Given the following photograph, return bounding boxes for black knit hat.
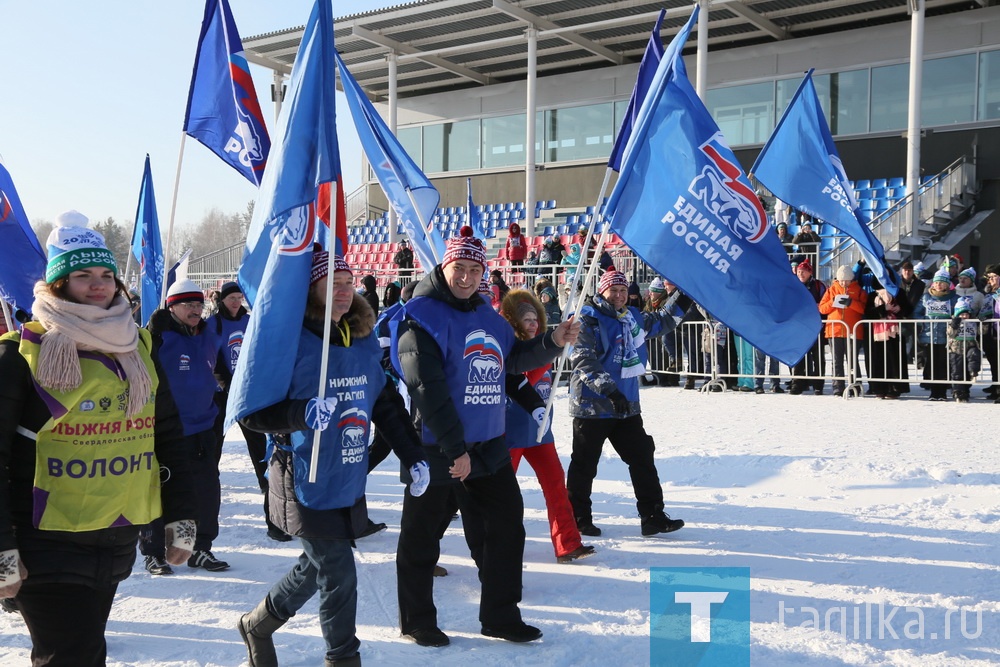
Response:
[220,281,242,300]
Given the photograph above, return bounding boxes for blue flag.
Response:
[130,155,164,326]
[467,177,486,238]
[227,0,341,429]
[0,160,46,316]
[604,6,820,367]
[751,70,898,295]
[184,0,271,186]
[334,50,445,270]
[608,9,665,172]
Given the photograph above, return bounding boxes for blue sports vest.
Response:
[209,313,249,376]
[284,327,386,509]
[157,328,220,435]
[505,367,553,449]
[392,296,514,444]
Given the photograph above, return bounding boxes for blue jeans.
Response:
[268,537,360,661]
[753,348,779,389]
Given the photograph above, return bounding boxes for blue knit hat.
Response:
[958,267,976,282]
[932,268,951,284]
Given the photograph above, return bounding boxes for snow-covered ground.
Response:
[3,383,999,666]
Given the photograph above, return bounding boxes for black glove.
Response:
[608,390,630,414]
[841,296,851,308]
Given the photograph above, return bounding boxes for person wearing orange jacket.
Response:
[819,265,868,396]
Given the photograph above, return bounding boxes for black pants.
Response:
[792,338,825,389]
[396,465,525,633]
[141,428,220,554]
[16,581,117,667]
[567,415,664,522]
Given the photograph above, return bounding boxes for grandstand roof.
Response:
[243,0,984,101]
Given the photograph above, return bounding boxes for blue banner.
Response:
[227,0,341,429]
[0,160,46,316]
[130,155,164,325]
[184,0,270,186]
[608,9,665,172]
[751,70,898,295]
[604,6,820,367]
[334,50,445,270]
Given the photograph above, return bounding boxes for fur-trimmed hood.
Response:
[499,288,546,340]
[305,291,376,340]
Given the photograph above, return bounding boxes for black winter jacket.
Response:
[0,327,195,589]
[394,267,564,485]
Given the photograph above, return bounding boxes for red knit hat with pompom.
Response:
[442,226,486,269]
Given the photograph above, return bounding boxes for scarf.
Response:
[598,296,646,378]
[31,282,152,417]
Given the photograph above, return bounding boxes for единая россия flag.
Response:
[227,0,343,431]
[751,69,899,296]
[604,5,820,367]
[130,155,165,326]
[184,0,270,186]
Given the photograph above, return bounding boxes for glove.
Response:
[408,460,430,497]
[833,294,851,308]
[305,396,339,431]
[531,407,549,430]
[164,519,196,565]
[0,549,26,597]
[608,390,630,415]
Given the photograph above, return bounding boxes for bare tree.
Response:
[91,217,131,270]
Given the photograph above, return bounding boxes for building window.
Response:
[423,120,479,173]
[921,54,977,125]
[706,81,774,145]
[544,103,614,162]
[980,49,1000,120]
[482,113,526,169]
[870,63,909,132]
[398,127,421,170]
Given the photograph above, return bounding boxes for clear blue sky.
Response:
[1,1,386,238]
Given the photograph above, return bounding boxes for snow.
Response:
[3,385,999,666]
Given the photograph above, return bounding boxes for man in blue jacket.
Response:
[567,269,686,538]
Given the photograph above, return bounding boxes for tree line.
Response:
[31,201,254,283]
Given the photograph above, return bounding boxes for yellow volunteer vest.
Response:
[15,322,162,531]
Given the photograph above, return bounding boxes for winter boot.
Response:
[238,597,287,667]
[641,512,685,536]
[325,652,362,666]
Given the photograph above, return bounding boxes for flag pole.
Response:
[1,299,13,333]
[536,166,614,440]
[161,132,188,306]
[309,223,335,484]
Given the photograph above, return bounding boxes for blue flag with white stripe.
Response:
[751,69,898,295]
[604,5,820,367]
[608,9,664,172]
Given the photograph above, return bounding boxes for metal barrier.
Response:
[640,318,999,400]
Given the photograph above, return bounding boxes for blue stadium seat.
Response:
[871,178,888,189]
[858,199,877,211]
[888,176,904,188]
[855,179,871,190]
[514,201,525,211]
[542,225,554,236]
[872,188,889,201]
[856,188,873,200]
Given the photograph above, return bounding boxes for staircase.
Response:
[825,156,987,278]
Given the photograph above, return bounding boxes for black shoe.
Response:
[576,518,601,537]
[266,526,293,542]
[814,388,824,395]
[482,623,543,643]
[683,378,696,390]
[788,384,803,395]
[0,597,19,614]
[754,387,765,394]
[641,512,685,536]
[358,519,387,539]
[770,385,785,394]
[144,555,173,575]
[188,550,230,572]
[433,564,448,577]
[557,545,596,564]
[405,627,450,647]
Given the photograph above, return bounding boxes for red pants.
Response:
[510,443,582,558]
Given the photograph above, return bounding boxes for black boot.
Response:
[325,653,362,666]
[238,597,287,667]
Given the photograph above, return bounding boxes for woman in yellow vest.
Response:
[0,213,196,667]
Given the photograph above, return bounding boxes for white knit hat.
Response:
[166,279,204,307]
